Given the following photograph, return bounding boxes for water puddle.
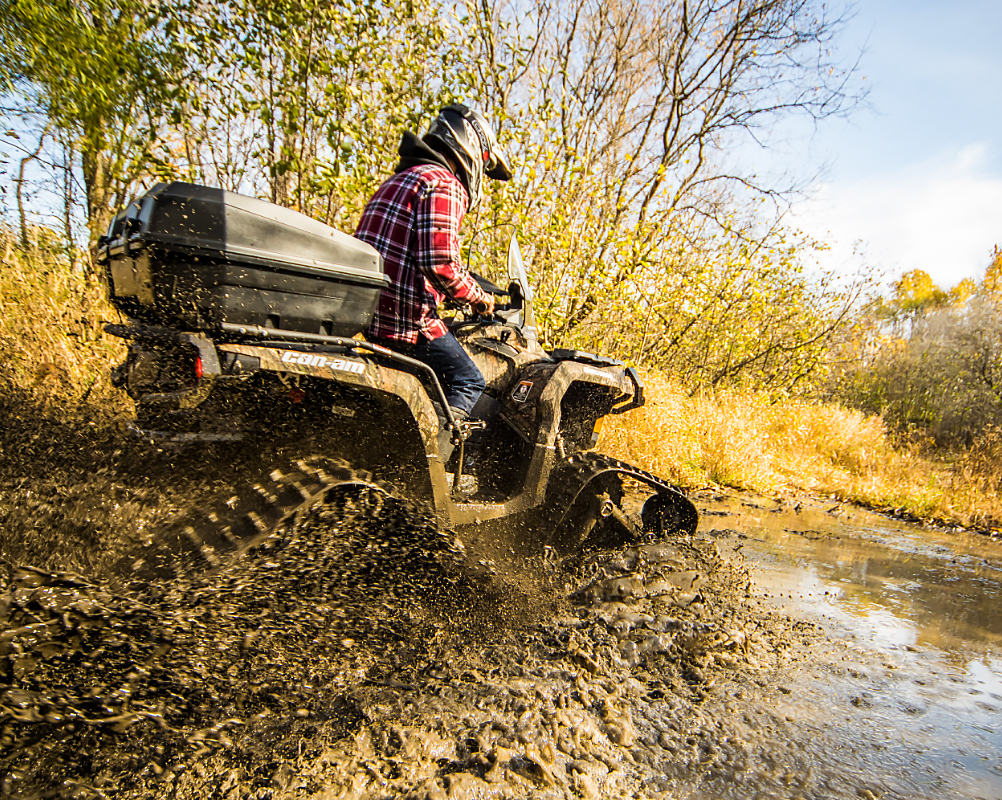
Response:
[703,495,1002,799]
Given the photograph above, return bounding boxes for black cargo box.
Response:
[98,182,388,337]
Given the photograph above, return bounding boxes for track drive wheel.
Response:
[550,474,640,553]
[641,491,700,537]
[545,452,699,555]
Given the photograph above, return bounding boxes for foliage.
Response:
[155,0,475,229]
[0,223,127,415]
[985,246,1002,297]
[0,0,183,243]
[832,253,1002,449]
[462,0,863,391]
[601,371,1002,530]
[3,0,865,393]
[5,213,998,528]
[892,269,948,315]
[537,229,862,393]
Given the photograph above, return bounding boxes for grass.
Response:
[0,226,128,420]
[599,371,1002,532]
[3,227,1000,532]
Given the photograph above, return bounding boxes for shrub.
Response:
[834,295,1002,448]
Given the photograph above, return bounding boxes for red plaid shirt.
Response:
[355,164,490,343]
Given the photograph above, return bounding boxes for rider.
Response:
[355,104,512,427]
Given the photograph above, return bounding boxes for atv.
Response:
[98,182,697,577]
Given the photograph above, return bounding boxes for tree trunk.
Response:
[17,128,50,248]
[80,142,112,269]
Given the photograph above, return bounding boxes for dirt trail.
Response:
[1,405,857,800]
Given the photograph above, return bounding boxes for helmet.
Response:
[424,103,512,210]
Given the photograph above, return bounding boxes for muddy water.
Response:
[4,417,1002,800]
[702,495,1002,800]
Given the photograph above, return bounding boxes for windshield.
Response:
[506,235,537,342]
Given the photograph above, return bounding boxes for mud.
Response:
[2,401,998,799]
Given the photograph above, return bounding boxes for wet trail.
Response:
[703,496,1002,799]
[2,415,1001,799]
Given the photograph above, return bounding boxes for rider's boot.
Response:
[438,406,469,466]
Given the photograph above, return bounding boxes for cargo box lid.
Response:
[101,182,387,288]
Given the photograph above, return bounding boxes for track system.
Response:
[0,471,475,796]
[113,457,390,582]
[545,452,699,551]
[110,451,695,585]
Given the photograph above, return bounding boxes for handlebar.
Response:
[467,275,523,317]
[470,303,513,318]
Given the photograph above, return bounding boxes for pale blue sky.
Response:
[789,0,1002,289]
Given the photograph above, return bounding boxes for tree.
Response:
[983,245,1002,298]
[948,277,977,307]
[892,269,948,316]
[160,0,474,228]
[450,0,863,390]
[832,256,1002,446]
[0,0,183,247]
[3,0,870,394]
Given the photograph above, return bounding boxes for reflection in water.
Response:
[707,498,1002,653]
[701,495,1002,799]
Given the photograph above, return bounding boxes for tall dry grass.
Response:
[599,371,1002,531]
[0,226,127,418]
[3,226,999,530]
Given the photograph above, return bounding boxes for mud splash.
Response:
[1,459,813,799]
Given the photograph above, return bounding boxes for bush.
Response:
[599,371,1002,528]
[834,294,1002,448]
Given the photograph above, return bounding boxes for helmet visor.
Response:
[485,152,513,181]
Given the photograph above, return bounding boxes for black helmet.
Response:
[424,103,512,210]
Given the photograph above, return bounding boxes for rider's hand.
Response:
[473,294,495,316]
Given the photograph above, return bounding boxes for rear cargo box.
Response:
[98,182,388,336]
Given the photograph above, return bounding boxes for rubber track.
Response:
[547,451,698,538]
[113,457,387,581]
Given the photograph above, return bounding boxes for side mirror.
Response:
[506,281,524,310]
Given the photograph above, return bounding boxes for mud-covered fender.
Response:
[495,360,636,506]
[220,344,438,447]
[218,343,454,511]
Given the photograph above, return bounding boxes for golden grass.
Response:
[599,371,1002,531]
[0,227,128,418]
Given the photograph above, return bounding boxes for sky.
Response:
[785,0,1002,291]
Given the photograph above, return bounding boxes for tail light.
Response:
[180,350,203,387]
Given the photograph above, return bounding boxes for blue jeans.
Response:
[374,332,485,416]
